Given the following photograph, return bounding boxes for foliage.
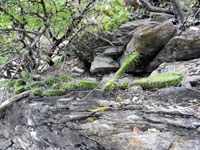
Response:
[21,71,32,83]
[59,73,74,81]
[78,79,99,89]
[119,81,128,89]
[15,79,26,88]
[32,88,43,96]
[61,82,77,92]
[44,76,60,85]
[42,89,65,96]
[105,79,117,91]
[14,86,26,94]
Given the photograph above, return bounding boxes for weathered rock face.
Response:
[0,87,200,150]
[90,55,119,73]
[120,20,177,72]
[150,12,174,22]
[148,28,200,72]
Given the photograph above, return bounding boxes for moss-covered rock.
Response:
[119,82,128,90]
[15,79,26,88]
[44,76,60,85]
[105,79,117,91]
[59,73,74,81]
[130,72,183,88]
[7,80,16,93]
[25,81,44,90]
[61,82,77,92]
[32,88,43,96]
[42,89,65,96]
[78,80,99,89]
[14,86,26,94]
[115,51,139,78]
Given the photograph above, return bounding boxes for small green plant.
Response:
[15,79,26,88]
[52,83,60,89]
[105,79,117,91]
[119,81,128,89]
[14,86,26,94]
[78,80,99,89]
[7,80,16,93]
[115,51,139,78]
[21,71,32,83]
[42,89,65,96]
[59,73,74,81]
[24,81,44,90]
[61,82,77,92]
[44,76,60,85]
[32,88,43,96]
[130,72,183,88]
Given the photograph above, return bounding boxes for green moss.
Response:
[7,80,16,93]
[44,76,60,85]
[105,79,117,91]
[119,82,128,90]
[59,73,74,81]
[42,89,65,96]
[52,83,60,89]
[32,88,43,96]
[130,72,183,88]
[115,52,139,78]
[61,82,77,92]
[15,79,26,88]
[14,86,26,94]
[78,80,99,89]
[24,81,44,90]
[21,71,31,83]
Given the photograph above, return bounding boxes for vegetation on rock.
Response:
[42,89,65,96]
[14,86,26,95]
[119,81,128,89]
[59,73,74,81]
[15,79,26,88]
[61,82,78,92]
[32,88,43,96]
[78,80,99,89]
[44,76,60,85]
[105,79,117,91]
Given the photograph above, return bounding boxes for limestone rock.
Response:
[90,55,119,73]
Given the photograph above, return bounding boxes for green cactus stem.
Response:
[115,51,139,78]
[59,73,74,81]
[42,89,65,96]
[119,81,128,90]
[130,72,183,88]
[14,86,26,94]
[78,80,99,89]
[32,88,43,96]
[21,71,32,83]
[105,79,117,91]
[7,80,16,93]
[61,82,78,92]
[15,79,26,88]
[44,76,60,85]
[52,83,60,89]
[25,81,44,90]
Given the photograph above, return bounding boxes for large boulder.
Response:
[121,20,177,72]
[148,27,200,72]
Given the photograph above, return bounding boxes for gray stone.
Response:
[0,138,12,150]
[103,46,124,57]
[121,20,177,72]
[148,30,200,72]
[90,55,119,73]
[71,67,84,74]
[128,86,143,94]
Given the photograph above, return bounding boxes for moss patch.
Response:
[130,72,183,88]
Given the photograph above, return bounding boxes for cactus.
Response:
[61,82,77,92]
[78,80,99,89]
[119,81,128,90]
[52,83,60,89]
[105,79,117,91]
[44,76,60,85]
[59,73,74,81]
[7,80,16,93]
[24,81,44,90]
[32,88,43,96]
[115,51,139,78]
[42,89,65,96]
[130,72,183,88]
[15,79,26,88]
[14,86,26,94]
[21,71,32,83]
